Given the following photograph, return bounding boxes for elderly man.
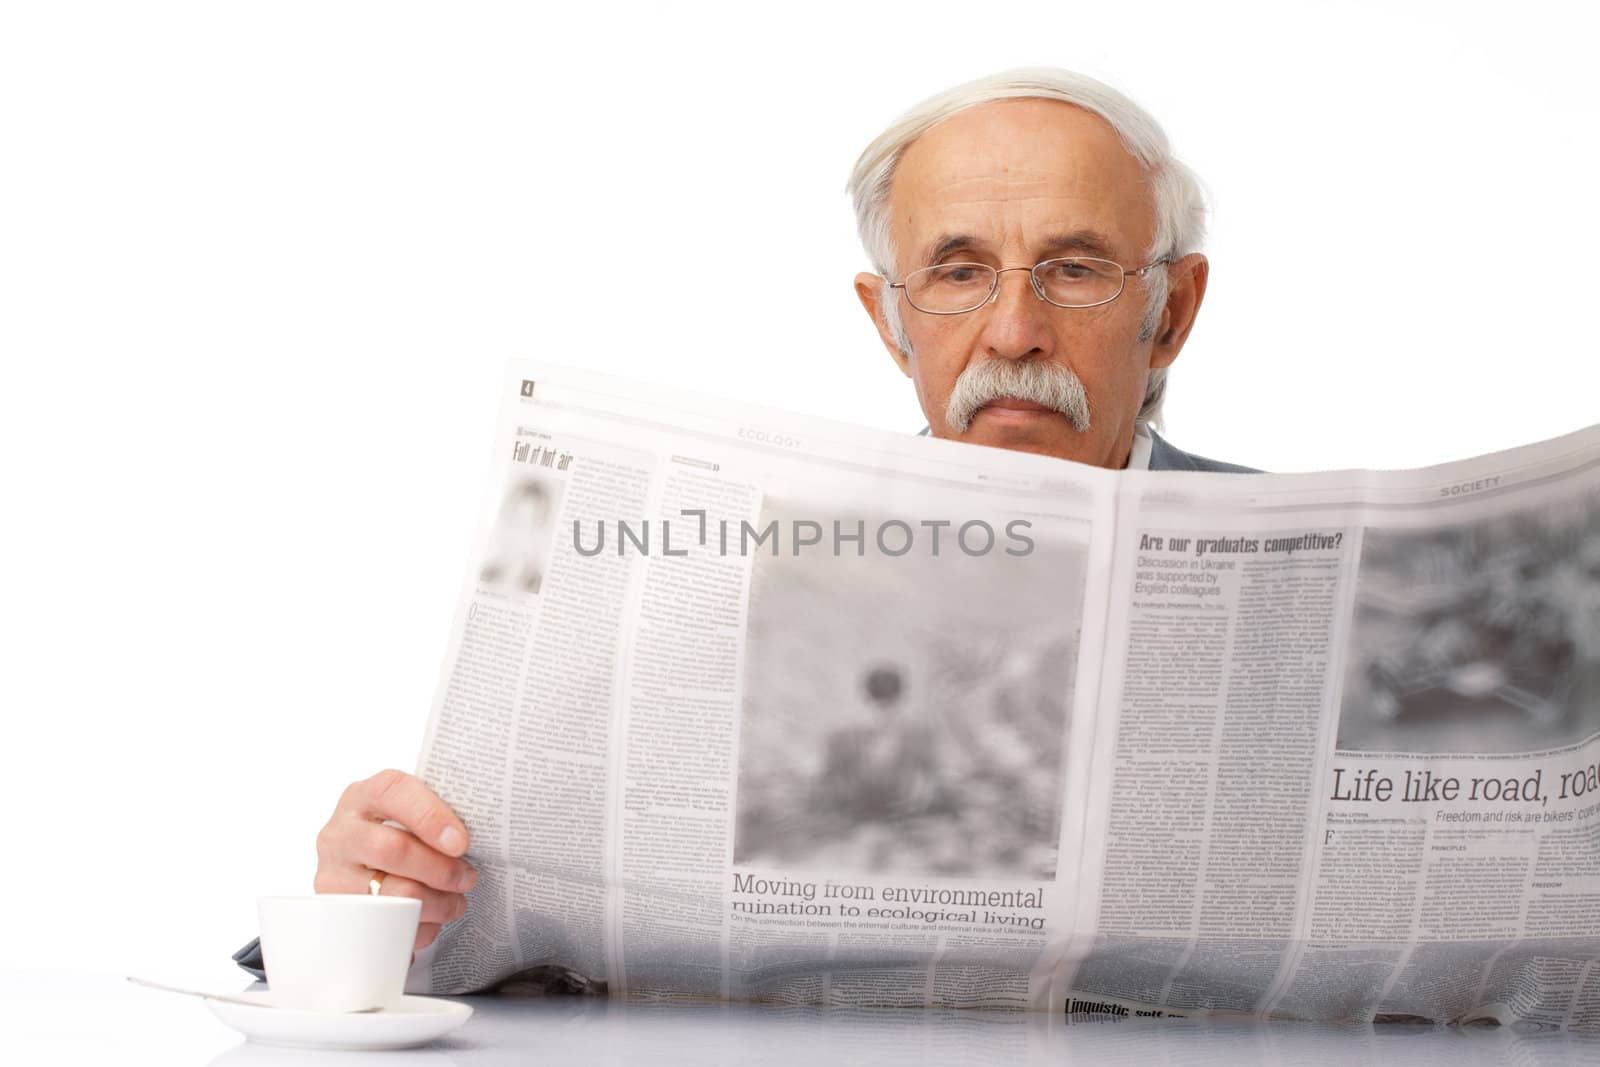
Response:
[235,68,1253,976]
[851,69,1253,474]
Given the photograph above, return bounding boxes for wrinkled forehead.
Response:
[886,99,1156,270]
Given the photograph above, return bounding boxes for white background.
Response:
[2,0,1596,983]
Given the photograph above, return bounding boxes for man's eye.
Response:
[930,265,987,285]
[1043,262,1094,282]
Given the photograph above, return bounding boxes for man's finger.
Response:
[313,866,468,925]
[374,874,468,925]
[349,821,478,893]
[352,769,470,857]
[416,922,442,950]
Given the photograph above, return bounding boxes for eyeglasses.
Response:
[889,257,1169,315]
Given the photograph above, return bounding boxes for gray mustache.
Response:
[945,360,1091,434]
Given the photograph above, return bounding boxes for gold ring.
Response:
[368,870,387,896]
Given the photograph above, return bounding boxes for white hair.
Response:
[847,68,1208,427]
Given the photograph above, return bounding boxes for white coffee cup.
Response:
[257,894,422,1012]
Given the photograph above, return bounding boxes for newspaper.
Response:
[408,361,1600,1026]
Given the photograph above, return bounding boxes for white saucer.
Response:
[206,990,472,1050]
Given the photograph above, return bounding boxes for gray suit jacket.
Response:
[234,938,266,980]
[1145,428,1259,473]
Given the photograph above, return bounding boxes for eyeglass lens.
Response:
[903,258,1126,313]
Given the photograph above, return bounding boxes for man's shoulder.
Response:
[1146,429,1261,474]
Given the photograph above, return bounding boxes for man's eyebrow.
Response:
[925,234,984,262]
[1041,230,1119,259]
[921,230,1121,264]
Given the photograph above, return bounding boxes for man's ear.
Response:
[1149,253,1209,370]
[855,272,913,377]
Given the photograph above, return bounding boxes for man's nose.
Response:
[978,267,1054,361]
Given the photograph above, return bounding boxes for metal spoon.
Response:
[126,975,382,1013]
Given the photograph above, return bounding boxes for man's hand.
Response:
[314,769,477,950]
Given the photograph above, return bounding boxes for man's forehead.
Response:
[887,98,1154,263]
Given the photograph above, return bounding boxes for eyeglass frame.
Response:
[887,256,1171,314]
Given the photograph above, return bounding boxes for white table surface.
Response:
[12,970,1600,1066]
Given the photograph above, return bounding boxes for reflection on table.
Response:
[217,990,1600,1067]
[13,972,1600,1067]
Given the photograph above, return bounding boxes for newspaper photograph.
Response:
[409,361,1600,1027]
